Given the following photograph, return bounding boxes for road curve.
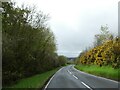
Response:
[44,65,119,90]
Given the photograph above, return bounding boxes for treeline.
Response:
[75,25,120,69]
[2,2,66,86]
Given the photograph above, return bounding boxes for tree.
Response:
[58,55,67,66]
[2,2,58,86]
[94,25,113,46]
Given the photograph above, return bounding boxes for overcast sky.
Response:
[15,0,119,57]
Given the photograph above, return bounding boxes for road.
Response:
[45,65,119,90]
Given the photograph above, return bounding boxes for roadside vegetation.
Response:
[75,65,120,81]
[2,1,67,87]
[75,25,120,81]
[3,67,60,89]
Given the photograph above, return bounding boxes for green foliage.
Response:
[58,55,67,66]
[2,2,60,86]
[7,68,60,88]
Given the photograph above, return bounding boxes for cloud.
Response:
[15,0,119,57]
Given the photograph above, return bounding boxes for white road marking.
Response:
[81,82,93,90]
[58,67,63,72]
[44,67,63,90]
[73,75,78,79]
[67,70,72,74]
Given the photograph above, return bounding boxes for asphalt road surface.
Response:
[45,65,119,90]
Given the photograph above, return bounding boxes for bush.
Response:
[77,37,120,69]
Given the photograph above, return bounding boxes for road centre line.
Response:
[67,70,72,74]
[81,82,93,90]
[72,75,78,79]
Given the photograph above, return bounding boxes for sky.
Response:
[14,0,119,57]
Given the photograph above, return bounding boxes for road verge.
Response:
[74,65,120,82]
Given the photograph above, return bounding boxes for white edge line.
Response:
[81,82,93,90]
[73,75,78,79]
[72,65,119,83]
[44,67,63,90]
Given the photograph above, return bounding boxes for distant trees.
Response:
[2,2,60,86]
[58,55,67,66]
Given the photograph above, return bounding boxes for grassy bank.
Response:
[75,65,120,81]
[4,67,60,89]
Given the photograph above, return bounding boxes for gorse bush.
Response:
[78,37,120,69]
[75,25,120,69]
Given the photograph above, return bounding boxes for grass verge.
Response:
[4,67,60,89]
[75,64,120,81]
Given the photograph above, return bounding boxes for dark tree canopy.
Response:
[2,2,60,86]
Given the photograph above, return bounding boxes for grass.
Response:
[75,64,120,81]
[4,67,60,89]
